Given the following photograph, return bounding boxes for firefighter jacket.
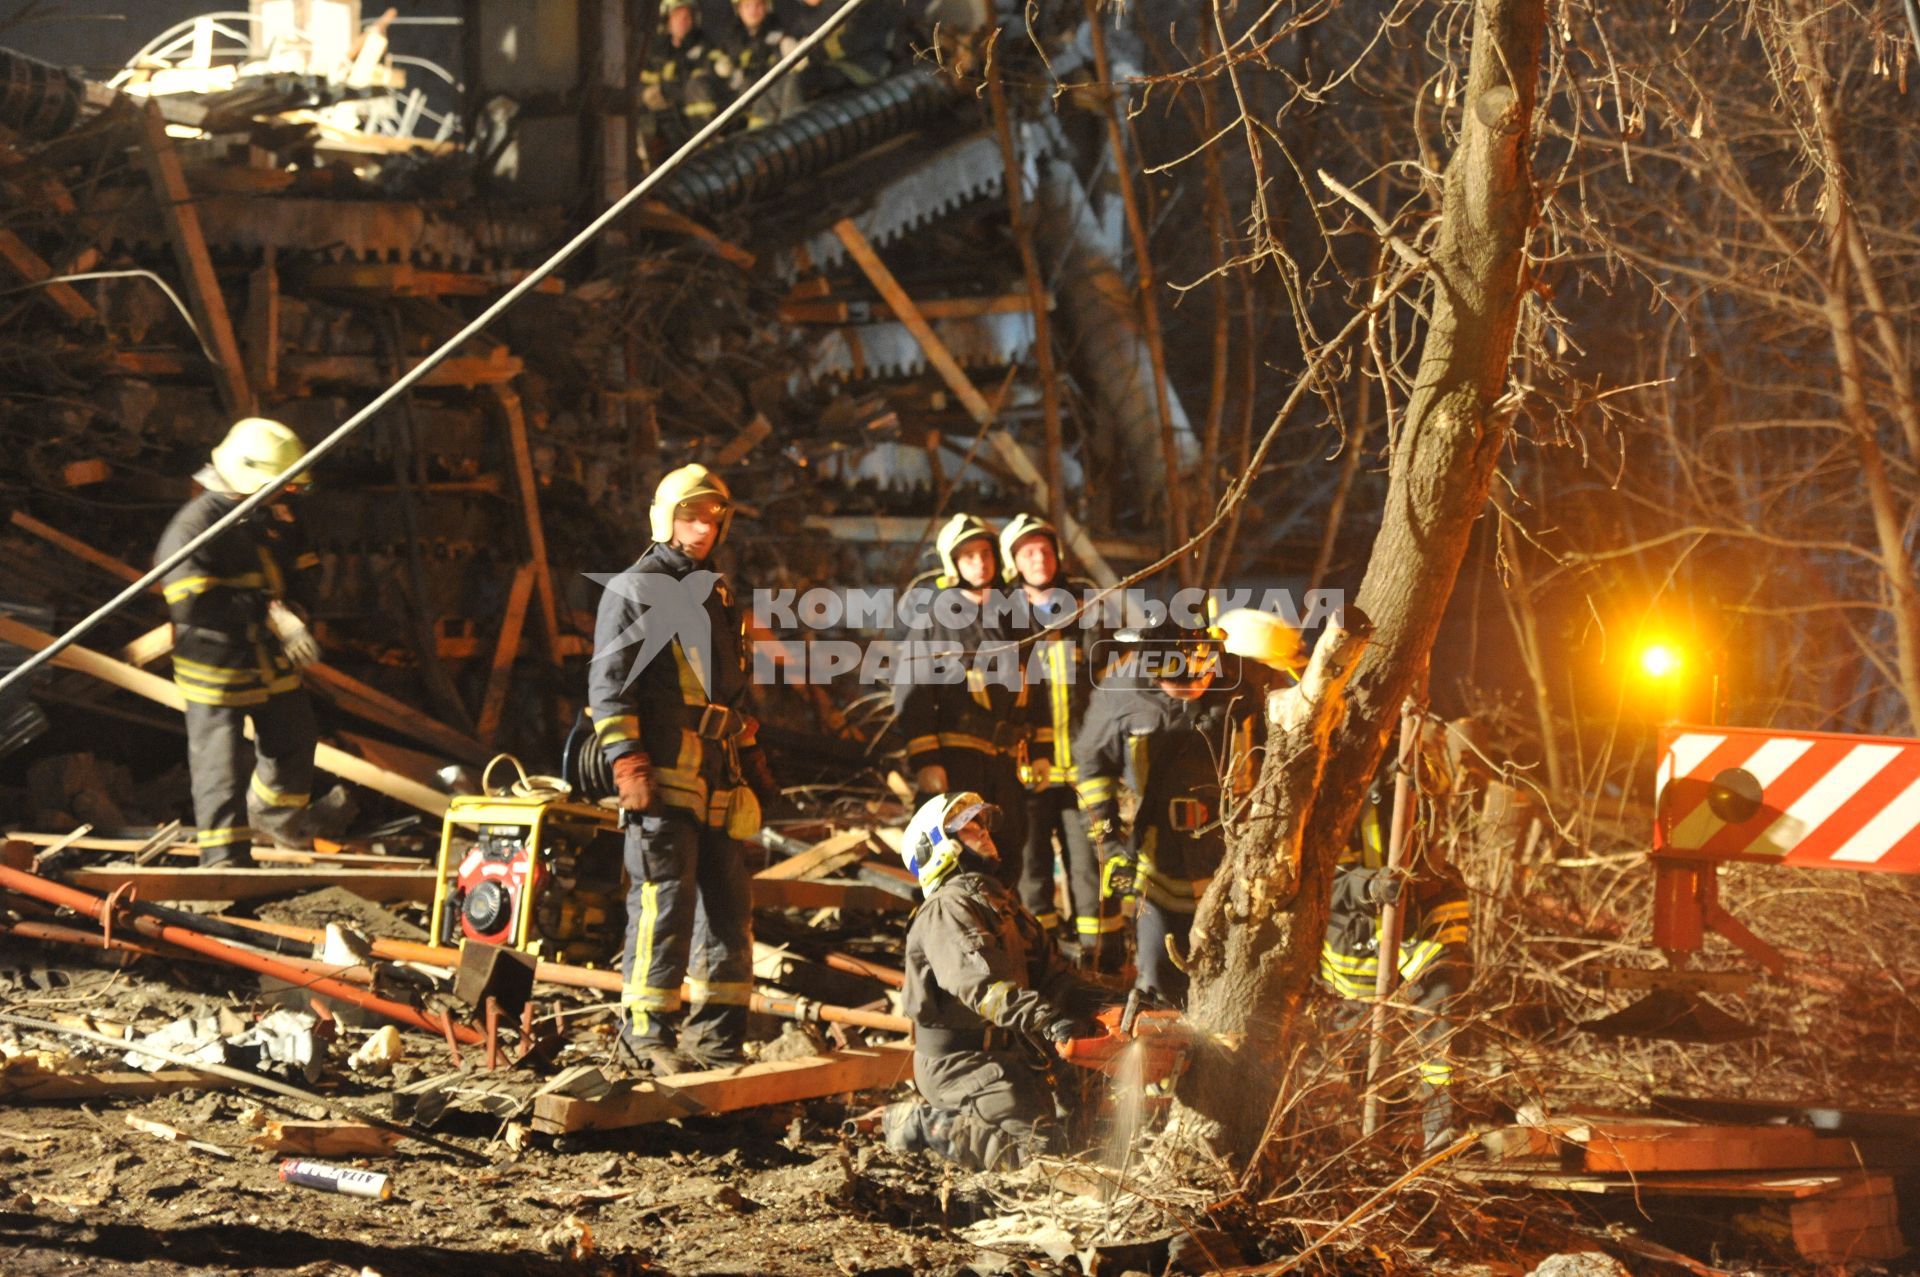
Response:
[897,580,1030,773]
[903,868,1085,1046]
[155,491,318,707]
[718,17,786,89]
[588,541,760,832]
[1072,678,1263,914]
[1004,575,1098,787]
[785,0,902,85]
[1320,861,1472,999]
[641,27,722,117]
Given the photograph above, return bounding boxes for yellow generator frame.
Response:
[429,793,625,964]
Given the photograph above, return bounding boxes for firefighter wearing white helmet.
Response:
[997,512,1112,967]
[589,462,777,1075]
[885,792,1110,1170]
[894,512,1030,889]
[155,417,352,863]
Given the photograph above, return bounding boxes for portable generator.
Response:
[428,794,625,965]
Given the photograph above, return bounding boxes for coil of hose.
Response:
[562,710,614,803]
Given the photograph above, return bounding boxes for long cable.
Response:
[0,0,878,703]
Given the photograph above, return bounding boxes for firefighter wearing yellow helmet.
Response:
[997,513,1112,967]
[155,417,352,864]
[589,462,777,1075]
[640,0,722,145]
[895,513,1029,892]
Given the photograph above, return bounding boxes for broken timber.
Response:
[1,1068,227,1102]
[62,865,437,904]
[531,1041,912,1135]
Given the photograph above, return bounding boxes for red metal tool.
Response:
[1055,992,1196,1087]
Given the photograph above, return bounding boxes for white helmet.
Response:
[1216,607,1304,674]
[902,791,998,892]
[210,417,307,495]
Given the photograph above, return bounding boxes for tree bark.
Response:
[1182,0,1545,1170]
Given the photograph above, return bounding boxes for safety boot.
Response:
[247,790,312,851]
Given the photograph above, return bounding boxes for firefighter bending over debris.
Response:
[999,513,1105,963]
[1320,735,1473,1153]
[897,513,1029,887]
[588,464,780,1074]
[157,417,351,864]
[1074,610,1297,1006]
[887,791,1109,1169]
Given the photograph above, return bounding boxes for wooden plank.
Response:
[0,228,95,323]
[304,662,488,765]
[829,218,1118,588]
[250,1120,404,1156]
[1457,1167,1884,1200]
[750,877,910,913]
[476,562,537,744]
[8,511,148,585]
[0,614,449,816]
[303,262,565,297]
[244,254,279,396]
[120,623,174,668]
[137,102,251,416]
[755,828,874,882]
[0,1069,228,1102]
[1577,1122,1863,1174]
[710,413,772,468]
[494,387,563,668]
[530,1042,912,1134]
[779,293,1033,325]
[64,865,436,904]
[280,351,523,389]
[632,201,755,270]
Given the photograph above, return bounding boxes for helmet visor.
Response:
[675,495,730,522]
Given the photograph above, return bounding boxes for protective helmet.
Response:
[935,512,999,585]
[210,417,306,495]
[649,463,733,546]
[998,512,1060,583]
[1216,607,1304,674]
[1116,619,1221,687]
[661,0,694,10]
[902,791,999,892]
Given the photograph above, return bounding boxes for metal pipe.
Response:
[0,864,481,1043]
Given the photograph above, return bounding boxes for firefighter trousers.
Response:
[619,810,754,1054]
[1016,784,1096,939]
[941,749,1029,899]
[1135,896,1194,1009]
[184,686,317,866]
[891,1047,1058,1169]
[1331,963,1466,1152]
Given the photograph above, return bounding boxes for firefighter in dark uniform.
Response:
[998,513,1104,962]
[717,0,798,128]
[1320,730,1472,1153]
[588,464,779,1074]
[1074,612,1291,1006]
[897,513,1029,889]
[640,0,723,148]
[156,417,343,864]
[886,791,1107,1169]
[785,0,903,99]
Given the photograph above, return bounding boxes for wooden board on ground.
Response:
[531,1041,911,1135]
[1573,1120,1864,1174]
[1459,1167,1891,1201]
[64,865,436,904]
[1,1068,228,1102]
[250,1119,404,1156]
[750,877,910,913]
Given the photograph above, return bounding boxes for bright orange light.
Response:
[1638,643,1683,679]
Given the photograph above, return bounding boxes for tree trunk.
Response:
[1183,0,1545,1169]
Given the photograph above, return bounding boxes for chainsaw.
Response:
[1055,990,1197,1089]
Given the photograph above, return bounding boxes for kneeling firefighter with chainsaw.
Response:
[1073,609,1296,1006]
[887,791,1110,1169]
[1320,735,1472,1154]
[587,464,780,1074]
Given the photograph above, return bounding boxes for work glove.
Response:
[640,83,669,112]
[1043,1014,1103,1045]
[613,752,657,815]
[1364,870,1403,908]
[267,601,321,668]
[741,744,780,806]
[1098,841,1137,901]
[914,763,949,797]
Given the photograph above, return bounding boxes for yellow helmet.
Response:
[1215,607,1304,674]
[998,511,1060,582]
[935,512,999,585]
[649,464,733,546]
[661,0,693,10]
[210,417,306,495]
